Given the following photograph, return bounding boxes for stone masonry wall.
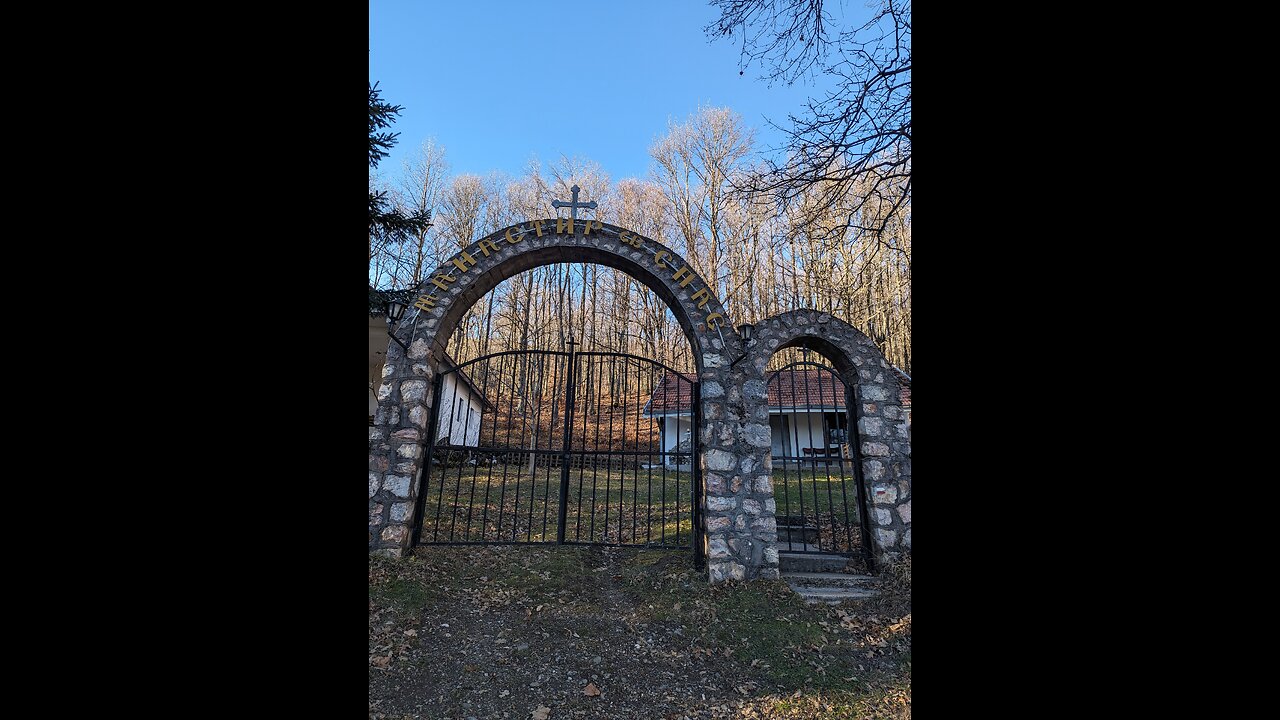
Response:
[370,222,911,579]
[743,310,912,567]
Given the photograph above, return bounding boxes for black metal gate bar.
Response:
[767,357,865,557]
[556,342,575,543]
[414,347,697,551]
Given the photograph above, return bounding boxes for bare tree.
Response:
[707,0,911,242]
[398,139,450,285]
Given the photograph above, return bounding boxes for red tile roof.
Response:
[643,371,697,415]
[767,368,849,410]
[646,367,911,415]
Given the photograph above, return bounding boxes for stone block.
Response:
[707,496,735,512]
[705,449,735,471]
[856,417,883,436]
[865,460,885,481]
[381,525,407,544]
[744,424,771,448]
[708,538,729,559]
[871,484,898,505]
[385,474,411,498]
[862,385,889,401]
[400,380,428,403]
[705,515,731,531]
[861,441,890,456]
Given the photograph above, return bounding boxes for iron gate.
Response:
[768,357,874,569]
[411,343,703,564]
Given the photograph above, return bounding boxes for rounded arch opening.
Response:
[439,260,698,375]
[399,222,741,377]
[762,338,875,572]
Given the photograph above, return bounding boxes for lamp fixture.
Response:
[728,323,756,368]
[385,297,410,352]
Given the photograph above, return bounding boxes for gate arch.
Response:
[742,310,912,568]
[371,220,764,582]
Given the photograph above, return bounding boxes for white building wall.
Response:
[662,415,693,452]
[436,374,481,447]
[770,412,839,458]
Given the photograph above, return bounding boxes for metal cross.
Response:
[551,184,597,221]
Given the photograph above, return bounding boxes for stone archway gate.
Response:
[369,219,912,582]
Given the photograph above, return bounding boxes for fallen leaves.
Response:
[583,682,601,697]
[531,705,551,720]
[370,656,390,669]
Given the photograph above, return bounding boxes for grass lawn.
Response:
[370,546,911,719]
[420,464,697,546]
[418,463,867,555]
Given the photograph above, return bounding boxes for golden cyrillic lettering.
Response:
[706,312,724,330]
[671,265,696,288]
[654,250,671,269]
[556,217,575,234]
[583,219,602,235]
[476,238,500,257]
[451,250,478,273]
[690,287,712,309]
[505,227,524,244]
[429,272,456,291]
[413,295,437,311]
[529,219,544,237]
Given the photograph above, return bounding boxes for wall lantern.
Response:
[385,297,410,352]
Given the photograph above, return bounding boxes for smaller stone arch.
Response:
[742,310,911,568]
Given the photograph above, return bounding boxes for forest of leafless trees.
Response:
[369,106,910,374]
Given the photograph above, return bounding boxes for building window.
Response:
[824,412,848,445]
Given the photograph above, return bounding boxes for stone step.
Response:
[774,542,836,553]
[778,551,853,573]
[789,585,879,604]
[782,571,877,585]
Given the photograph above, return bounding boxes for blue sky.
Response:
[369,0,856,184]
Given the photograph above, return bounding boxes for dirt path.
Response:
[369,545,910,719]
